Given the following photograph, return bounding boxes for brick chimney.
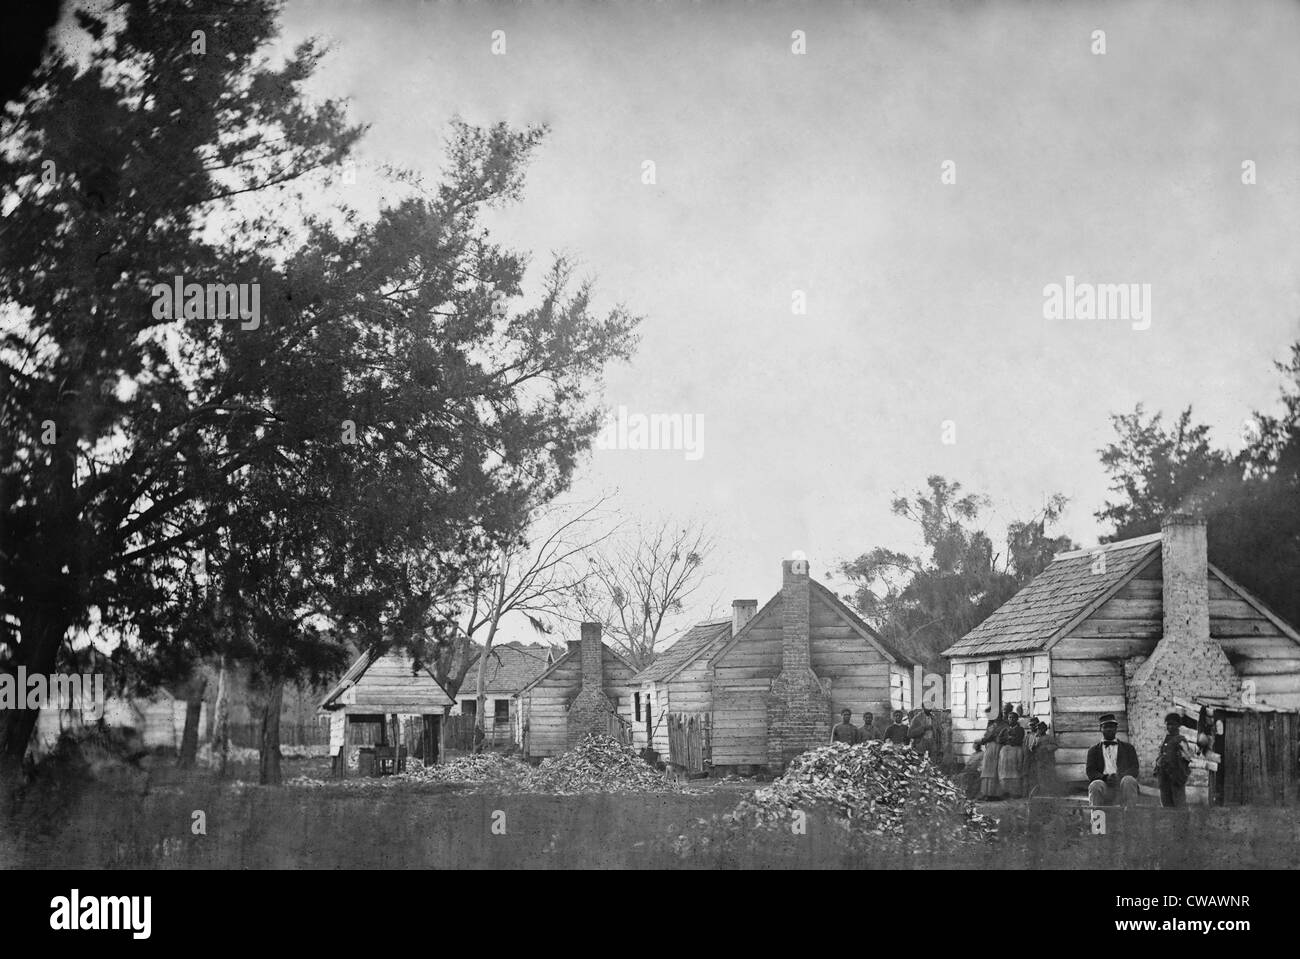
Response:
[766,555,831,770]
[567,622,614,746]
[1127,514,1240,784]
[732,599,758,637]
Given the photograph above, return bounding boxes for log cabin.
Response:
[943,514,1300,789]
[707,556,920,772]
[318,645,455,773]
[628,614,738,759]
[449,642,556,749]
[514,622,637,759]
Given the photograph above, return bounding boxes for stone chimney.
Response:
[567,622,614,746]
[766,555,831,770]
[732,599,758,637]
[1127,514,1240,783]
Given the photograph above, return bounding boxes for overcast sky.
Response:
[279,0,1300,646]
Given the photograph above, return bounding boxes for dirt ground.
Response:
[2,755,1296,869]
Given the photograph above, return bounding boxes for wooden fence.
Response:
[227,720,331,748]
[667,712,710,773]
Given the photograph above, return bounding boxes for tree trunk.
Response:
[177,674,208,769]
[474,624,497,754]
[0,610,69,783]
[211,657,230,779]
[259,679,285,785]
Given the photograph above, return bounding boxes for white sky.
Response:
[276,0,1300,646]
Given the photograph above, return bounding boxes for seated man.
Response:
[1086,713,1140,807]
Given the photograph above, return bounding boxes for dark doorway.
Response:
[422,714,440,764]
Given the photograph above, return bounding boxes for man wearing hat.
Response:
[1085,713,1140,807]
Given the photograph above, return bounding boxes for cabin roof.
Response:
[943,535,1163,658]
[461,642,558,697]
[632,619,732,684]
[318,644,454,712]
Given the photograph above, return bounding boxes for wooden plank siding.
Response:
[710,591,907,767]
[347,650,454,714]
[519,648,636,758]
[948,655,1050,760]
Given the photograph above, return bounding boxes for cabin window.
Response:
[634,692,642,721]
[461,698,477,717]
[493,699,510,723]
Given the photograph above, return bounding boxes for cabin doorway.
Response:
[422,714,440,765]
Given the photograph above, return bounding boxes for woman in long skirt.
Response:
[1033,723,1060,796]
[997,712,1026,798]
[978,713,1005,800]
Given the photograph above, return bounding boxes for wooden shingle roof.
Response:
[462,642,557,697]
[942,534,1162,658]
[632,619,732,684]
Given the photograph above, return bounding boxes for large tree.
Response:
[837,476,1074,671]
[0,0,640,780]
[1096,345,1300,627]
[0,0,362,773]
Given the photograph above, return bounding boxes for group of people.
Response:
[970,703,1059,800]
[830,706,942,759]
[969,708,1198,808]
[1086,711,1197,808]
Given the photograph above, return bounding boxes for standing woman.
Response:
[978,708,1006,800]
[1033,722,1060,796]
[997,712,1026,799]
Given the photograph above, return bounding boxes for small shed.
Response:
[515,622,636,759]
[318,645,454,775]
[943,515,1300,789]
[708,556,920,771]
[450,642,556,749]
[1178,697,1299,806]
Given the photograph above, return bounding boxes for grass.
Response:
[2,755,1297,869]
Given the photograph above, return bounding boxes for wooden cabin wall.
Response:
[653,640,729,760]
[601,650,637,743]
[1048,564,1162,783]
[1209,572,1300,710]
[710,594,907,767]
[1048,562,1300,781]
[629,682,661,754]
[711,604,783,765]
[352,651,450,713]
[521,649,636,758]
[998,655,1050,723]
[948,656,1050,759]
[888,666,911,713]
[810,593,893,718]
[949,660,985,758]
[520,655,583,758]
